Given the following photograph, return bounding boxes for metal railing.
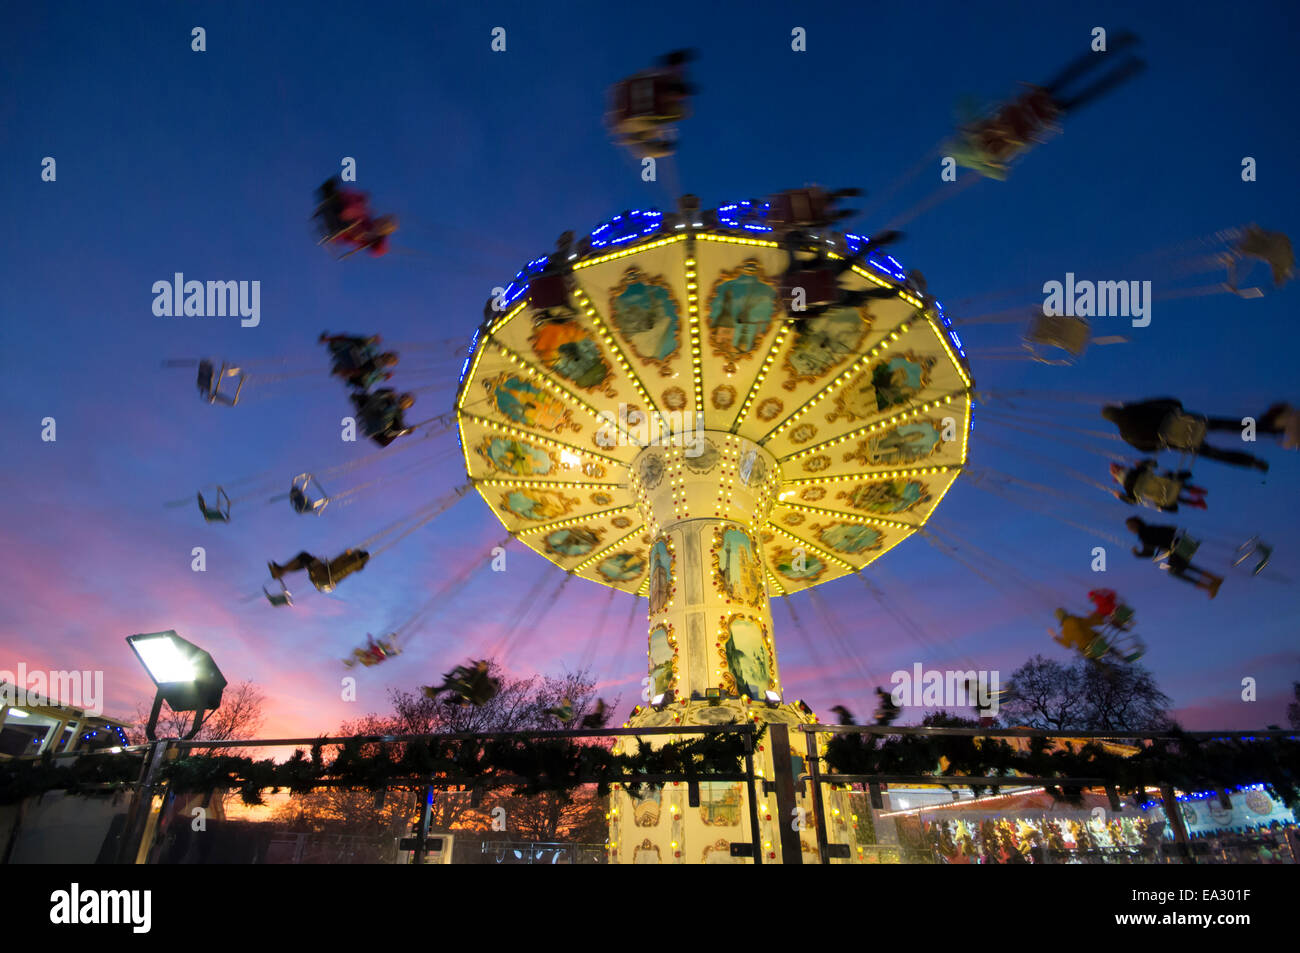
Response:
[3,723,1295,864]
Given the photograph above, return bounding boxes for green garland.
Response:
[0,733,756,806]
[165,734,757,804]
[823,730,1300,808]
[8,728,1294,812]
[0,749,146,804]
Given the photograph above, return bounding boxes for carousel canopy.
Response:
[456,203,974,596]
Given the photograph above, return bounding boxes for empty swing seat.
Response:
[1024,313,1090,363]
[292,473,329,514]
[1234,537,1273,575]
[264,579,293,608]
[1113,632,1145,663]
[197,362,246,406]
[197,487,232,523]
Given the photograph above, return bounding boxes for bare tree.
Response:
[1000,655,1172,732]
[508,788,608,843]
[129,679,266,755]
[1079,663,1175,733]
[999,656,1086,731]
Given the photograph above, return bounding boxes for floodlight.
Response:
[126,630,227,740]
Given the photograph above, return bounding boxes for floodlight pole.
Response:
[144,690,206,742]
[116,740,170,864]
[183,708,205,740]
[144,692,164,742]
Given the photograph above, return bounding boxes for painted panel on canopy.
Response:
[728,276,914,442]
[488,302,635,408]
[459,345,641,467]
[800,468,961,526]
[459,414,628,485]
[478,476,634,538]
[779,397,970,480]
[702,262,780,364]
[762,322,969,461]
[515,506,645,574]
[572,240,693,416]
[768,506,915,569]
[579,547,650,591]
[758,531,853,594]
[691,241,787,424]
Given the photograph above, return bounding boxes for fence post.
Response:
[116,740,170,864]
[412,785,431,865]
[742,724,765,865]
[767,724,802,864]
[804,727,832,865]
[1160,785,1195,864]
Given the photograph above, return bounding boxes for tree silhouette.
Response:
[269,663,616,846]
[1000,655,1173,731]
[129,679,266,755]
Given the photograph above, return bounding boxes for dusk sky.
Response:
[3,1,1297,738]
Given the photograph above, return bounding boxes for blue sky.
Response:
[2,0,1297,734]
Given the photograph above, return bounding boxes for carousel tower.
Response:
[455,199,973,862]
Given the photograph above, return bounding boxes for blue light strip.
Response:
[484,204,969,366]
[717,199,772,232]
[1138,782,1272,812]
[458,328,482,383]
[589,209,664,249]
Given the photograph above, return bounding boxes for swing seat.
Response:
[1132,470,1183,509]
[769,188,834,227]
[214,363,244,406]
[291,474,330,514]
[1109,604,1136,629]
[1158,413,1207,451]
[1113,633,1145,663]
[527,273,572,312]
[1082,635,1110,661]
[264,578,293,607]
[1156,529,1196,570]
[1234,537,1272,574]
[782,267,841,308]
[198,361,244,405]
[197,488,232,523]
[1023,313,1090,364]
[610,76,687,131]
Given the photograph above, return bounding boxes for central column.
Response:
[631,432,781,704]
[610,432,861,864]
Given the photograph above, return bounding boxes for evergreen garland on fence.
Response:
[0,732,757,806]
[0,749,146,804]
[4,728,1297,810]
[821,730,1300,808]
